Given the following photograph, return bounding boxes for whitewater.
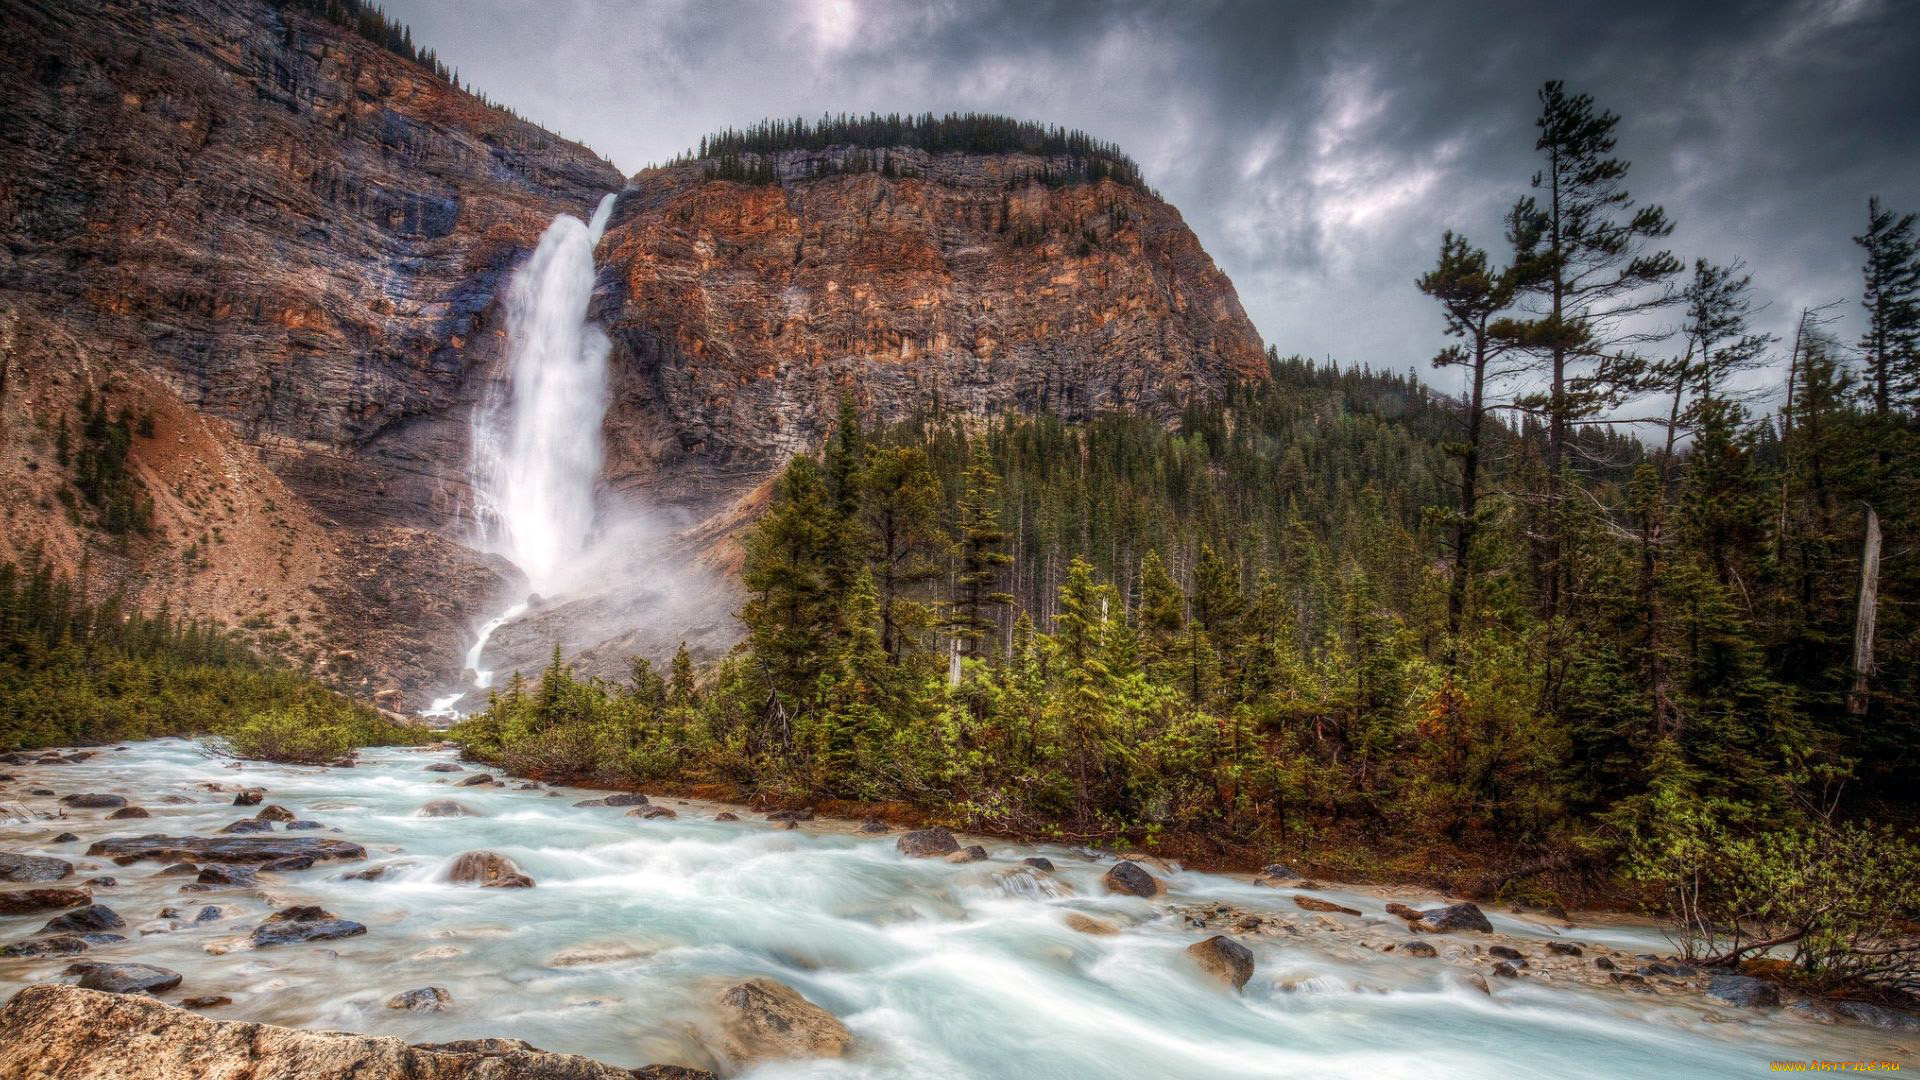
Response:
[3,741,1910,1078]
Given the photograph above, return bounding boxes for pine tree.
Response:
[947,446,1015,659]
[1854,197,1920,418]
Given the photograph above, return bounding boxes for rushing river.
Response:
[1,740,1910,1078]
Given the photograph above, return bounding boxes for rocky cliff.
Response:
[0,0,1269,706]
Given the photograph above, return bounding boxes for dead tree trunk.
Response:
[1849,508,1882,717]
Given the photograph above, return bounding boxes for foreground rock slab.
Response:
[0,851,74,882]
[0,984,713,1078]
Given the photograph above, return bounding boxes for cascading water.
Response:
[427,192,619,717]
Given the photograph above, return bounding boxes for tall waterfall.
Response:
[471,192,620,593]
[428,192,618,716]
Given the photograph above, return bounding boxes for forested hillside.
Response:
[459,84,1920,977]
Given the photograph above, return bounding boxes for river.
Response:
[1,740,1911,1077]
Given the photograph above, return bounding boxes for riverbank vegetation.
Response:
[0,550,417,759]
[455,82,1920,990]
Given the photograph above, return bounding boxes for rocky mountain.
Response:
[0,0,1268,708]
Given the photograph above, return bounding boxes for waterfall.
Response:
[427,192,619,717]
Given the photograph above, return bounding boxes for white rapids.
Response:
[3,740,1912,1078]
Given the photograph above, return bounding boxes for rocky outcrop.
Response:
[0,983,708,1078]
[714,978,853,1064]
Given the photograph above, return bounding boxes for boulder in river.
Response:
[42,904,124,934]
[261,854,316,872]
[251,905,367,947]
[86,835,367,866]
[1546,942,1584,957]
[1637,961,1697,977]
[1102,860,1163,898]
[217,819,274,835]
[106,807,150,820]
[1,934,115,958]
[1488,945,1525,962]
[1706,973,1780,1008]
[714,812,740,822]
[59,794,127,809]
[417,799,478,818]
[858,818,888,834]
[1187,935,1255,991]
[0,984,692,1078]
[232,789,264,806]
[1400,940,1438,957]
[1491,961,1520,978]
[0,851,73,882]
[181,995,233,1009]
[896,828,961,858]
[254,805,297,823]
[65,961,183,995]
[444,851,534,888]
[715,978,853,1064]
[196,865,259,887]
[1293,895,1360,915]
[627,806,677,820]
[1064,913,1121,936]
[423,763,464,773]
[946,845,988,863]
[158,863,198,876]
[1416,902,1493,933]
[386,986,452,1012]
[51,833,80,844]
[1384,902,1423,921]
[0,886,91,915]
[456,774,496,787]
[284,821,325,831]
[766,808,813,822]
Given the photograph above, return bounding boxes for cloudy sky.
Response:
[388,0,1919,401]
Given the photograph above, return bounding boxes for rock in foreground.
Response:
[716,978,853,1064]
[0,851,74,882]
[1187,935,1256,991]
[0,984,710,1078]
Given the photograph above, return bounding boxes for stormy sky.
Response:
[387,0,1920,404]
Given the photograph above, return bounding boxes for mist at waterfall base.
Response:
[5,742,1908,1079]
[429,194,720,716]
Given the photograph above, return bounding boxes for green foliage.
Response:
[0,551,411,756]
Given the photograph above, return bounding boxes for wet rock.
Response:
[1488,945,1525,962]
[1491,961,1520,978]
[1594,956,1617,971]
[1102,860,1162,898]
[29,789,56,796]
[2,934,113,958]
[86,835,367,865]
[1401,940,1438,958]
[418,799,480,818]
[51,833,80,844]
[444,851,534,888]
[196,865,259,887]
[106,807,151,820]
[1416,902,1493,933]
[232,790,264,807]
[156,796,195,805]
[181,995,232,1008]
[0,886,91,915]
[386,986,453,1012]
[516,782,542,791]
[1258,863,1297,880]
[284,821,325,831]
[897,828,962,858]
[1799,999,1920,1031]
[1464,974,1491,995]
[714,812,740,822]
[158,863,199,876]
[1546,942,1584,957]
[1293,895,1360,915]
[766,808,813,822]
[1705,973,1780,1007]
[59,794,127,809]
[602,794,648,806]
[0,984,656,1076]
[194,906,223,923]
[946,845,989,863]
[341,862,414,882]
[633,1068,719,1080]
[1023,857,1055,872]
[42,904,124,934]
[262,855,317,872]
[456,774,496,787]
[251,905,367,947]
[628,806,678,820]
[424,763,464,773]
[1637,961,1697,977]
[217,819,275,835]
[66,961,182,995]
[0,851,73,882]
[1065,913,1121,936]
[716,978,854,1063]
[1384,902,1423,921]
[1609,972,1651,991]
[85,876,116,888]
[255,805,297,823]
[858,818,889,834]
[1186,935,1255,991]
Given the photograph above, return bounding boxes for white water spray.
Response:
[428,192,619,717]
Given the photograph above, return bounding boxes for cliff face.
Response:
[0,0,1269,706]
[594,149,1268,508]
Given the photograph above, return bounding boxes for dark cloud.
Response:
[387,0,1920,399]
